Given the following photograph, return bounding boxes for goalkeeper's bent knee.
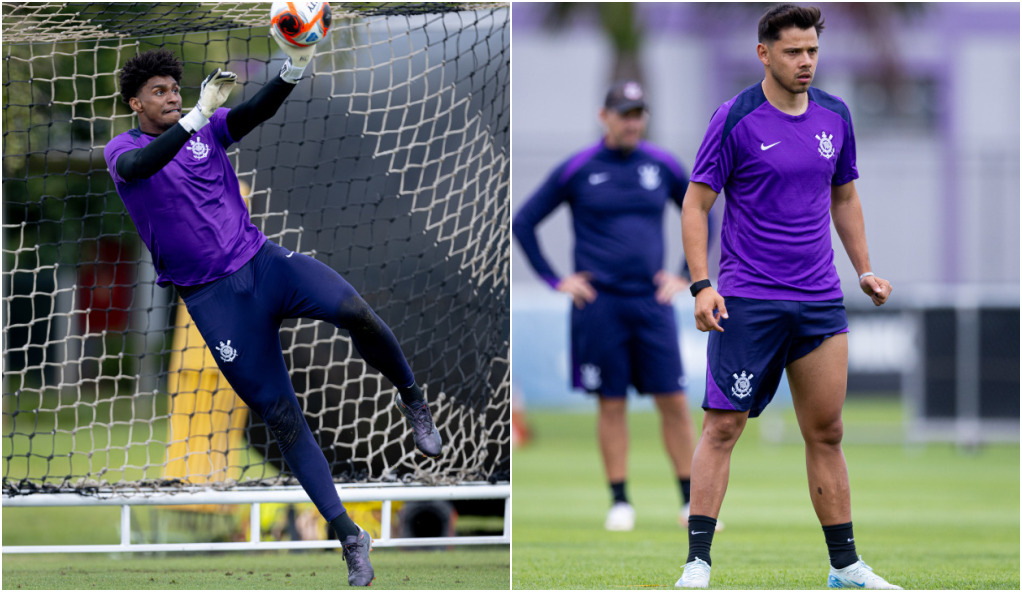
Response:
[264,397,303,454]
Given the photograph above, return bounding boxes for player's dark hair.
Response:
[118,49,183,104]
[758,4,825,43]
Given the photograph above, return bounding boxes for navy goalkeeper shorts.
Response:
[177,240,376,421]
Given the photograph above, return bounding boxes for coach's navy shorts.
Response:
[704,297,848,418]
[570,291,685,398]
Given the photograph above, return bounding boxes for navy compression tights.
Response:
[180,241,415,521]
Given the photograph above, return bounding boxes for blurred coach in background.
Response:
[513,81,714,534]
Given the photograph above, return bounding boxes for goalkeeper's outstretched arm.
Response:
[225,76,298,142]
[224,34,318,141]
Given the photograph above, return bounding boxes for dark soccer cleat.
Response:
[342,528,374,586]
[396,397,443,458]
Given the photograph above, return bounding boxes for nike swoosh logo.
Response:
[760,141,781,151]
[589,173,610,185]
[690,531,707,535]
[286,252,295,258]
[829,576,866,589]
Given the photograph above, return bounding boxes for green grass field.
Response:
[1,546,509,589]
[3,390,510,589]
[512,398,1020,590]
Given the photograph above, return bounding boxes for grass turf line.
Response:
[511,398,1020,590]
[1,547,510,590]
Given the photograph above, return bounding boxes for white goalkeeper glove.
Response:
[271,27,317,84]
[180,68,238,133]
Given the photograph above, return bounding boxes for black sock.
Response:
[686,515,717,565]
[398,383,425,405]
[329,511,361,540]
[679,477,691,506]
[822,522,858,569]
[610,480,628,505]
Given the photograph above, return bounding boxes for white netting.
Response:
[2,2,509,497]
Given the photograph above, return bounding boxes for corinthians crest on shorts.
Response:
[731,370,754,399]
[580,363,602,390]
[216,339,238,362]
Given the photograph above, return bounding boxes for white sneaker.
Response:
[827,556,902,589]
[675,557,711,588]
[604,502,635,531]
[679,504,724,532]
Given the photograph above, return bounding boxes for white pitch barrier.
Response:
[3,482,510,554]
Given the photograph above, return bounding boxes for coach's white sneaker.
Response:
[679,504,724,531]
[604,502,635,531]
[675,557,711,588]
[827,557,902,589]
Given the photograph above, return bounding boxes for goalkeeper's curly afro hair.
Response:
[119,49,183,104]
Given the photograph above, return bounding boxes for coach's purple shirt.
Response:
[691,84,858,301]
[104,108,266,286]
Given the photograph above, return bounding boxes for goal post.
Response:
[2,1,510,549]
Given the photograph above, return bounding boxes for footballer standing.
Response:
[676,4,899,589]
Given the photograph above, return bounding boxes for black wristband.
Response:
[689,279,712,297]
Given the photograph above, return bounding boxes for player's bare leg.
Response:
[787,333,851,525]
[598,395,629,483]
[788,333,901,589]
[598,396,634,530]
[653,392,694,481]
[678,409,746,587]
[688,409,747,520]
[653,392,710,528]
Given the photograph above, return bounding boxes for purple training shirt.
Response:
[104,108,266,286]
[691,84,858,301]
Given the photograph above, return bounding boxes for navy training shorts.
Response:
[703,296,848,418]
[570,291,686,398]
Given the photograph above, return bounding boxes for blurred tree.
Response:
[543,3,644,86]
[538,2,929,95]
[692,2,928,93]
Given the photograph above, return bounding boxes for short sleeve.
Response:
[104,134,138,184]
[208,108,236,147]
[833,115,858,186]
[689,104,734,194]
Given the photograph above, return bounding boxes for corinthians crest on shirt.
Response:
[815,131,835,159]
[638,164,661,190]
[188,136,211,160]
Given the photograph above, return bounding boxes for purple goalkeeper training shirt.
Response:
[104,108,266,286]
[691,83,858,301]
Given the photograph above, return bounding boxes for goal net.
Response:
[2,2,509,498]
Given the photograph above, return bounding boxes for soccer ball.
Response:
[270,1,332,48]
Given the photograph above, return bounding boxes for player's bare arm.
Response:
[682,181,727,331]
[831,180,892,307]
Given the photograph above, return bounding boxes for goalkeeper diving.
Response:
[103,31,442,588]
